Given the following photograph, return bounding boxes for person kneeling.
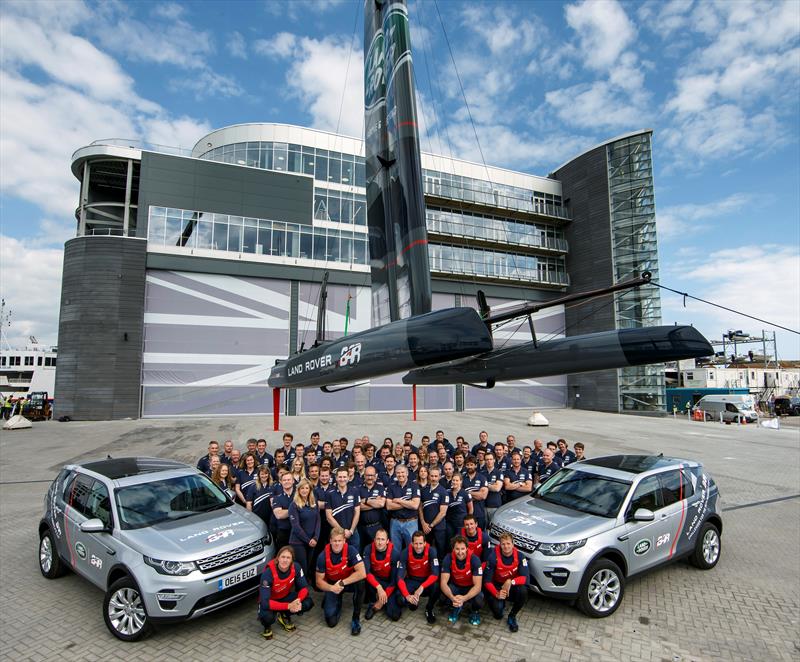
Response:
[258,546,314,640]
[363,528,402,621]
[394,531,440,624]
[316,526,367,636]
[440,535,484,626]
[484,532,528,632]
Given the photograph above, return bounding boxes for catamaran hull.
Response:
[402,325,712,385]
[268,307,492,389]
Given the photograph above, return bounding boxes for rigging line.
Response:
[653,282,799,335]
[299,0,362,350]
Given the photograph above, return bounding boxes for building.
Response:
[56,124,663,420]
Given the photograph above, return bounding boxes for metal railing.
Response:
[72,139,192,161]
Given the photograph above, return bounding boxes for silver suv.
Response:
[489,455,722,617]
[38,457,274,640]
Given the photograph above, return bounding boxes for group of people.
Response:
[195,430,588,640]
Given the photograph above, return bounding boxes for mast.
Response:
[364,0,431,324]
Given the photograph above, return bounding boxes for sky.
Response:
[0,0,798,359]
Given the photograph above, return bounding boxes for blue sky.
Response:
[1,0,798,358]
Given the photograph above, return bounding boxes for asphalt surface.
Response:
[1,408,798,661]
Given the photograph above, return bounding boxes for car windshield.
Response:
[115,473,229,530]
[536,469,632,518]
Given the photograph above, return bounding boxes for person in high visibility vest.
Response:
[483,532,529,632]
[316,526,366,635]
[258,546,314,640]
[394,531,440,623]
[363,528,401,621]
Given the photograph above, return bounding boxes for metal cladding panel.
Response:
[54,237,147,420]
[137,152,313,238]
[552,144,618,411]
[140,270,290,416]
[364,0,431,325]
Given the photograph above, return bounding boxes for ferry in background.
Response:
[0,339,57,401]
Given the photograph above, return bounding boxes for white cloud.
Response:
[657,193,754,240]
[256,33,364,137]
[170,68,244,100]
[565,0,637,71]
[660,244,800,357]
[0,236,64,347]
[264,0,347,21]
[461,5,540,56]
[637,0,694,37]
[228,31,247,59]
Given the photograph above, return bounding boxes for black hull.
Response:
[268,308,491,389]
[402,326,713,385]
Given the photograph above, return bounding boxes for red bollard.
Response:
[412,384,417,422]
[273,387,280,431]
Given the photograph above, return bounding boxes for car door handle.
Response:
[617,535,629,541]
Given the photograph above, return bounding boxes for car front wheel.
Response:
[103,576,153,641]
[577,558,625,618]
[38,528,67,579]
[690,522,721,570]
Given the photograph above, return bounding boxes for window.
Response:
[65,474,95,518]
[659,470,694,506]
[628,475,663,514]
[38,356,43,366]
[0,357,5,366]
[24,356,34,366]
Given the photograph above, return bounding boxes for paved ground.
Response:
[1,408,798,662]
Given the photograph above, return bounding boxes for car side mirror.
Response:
[80,518,109,533]
[632,508,655,522]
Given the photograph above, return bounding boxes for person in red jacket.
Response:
[363,528,402,621]
[483,532,529,632]
[440,536,484,626]
[394,531,440,623]
[258,546,314,640]
[461,514,489,566]
[316,527,367,635]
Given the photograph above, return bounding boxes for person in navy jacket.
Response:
[393,531,440,623]
[555,439,577,467]
[258,546,314,640]
[289,479,320,580]
[418,466,449,561]
[363,529,401,621]
[445,473,472,545]
[484,532,529,632]
[440,536,484,626]
[324,467,362,550]
[316,527,366,635]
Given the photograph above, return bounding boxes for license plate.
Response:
[217,564,258,591]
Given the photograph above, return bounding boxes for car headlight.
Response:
[537,539,586,556]
[144,556,197,575]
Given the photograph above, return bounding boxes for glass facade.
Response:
[606,133,664,411]
[430,244,568,285]
[147,206,369,265]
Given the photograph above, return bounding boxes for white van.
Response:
[693,395,758,423]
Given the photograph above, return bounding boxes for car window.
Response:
[659,470,695,507]
[86,480,113,527]
[629,475,663,513]
[66,474,95,518]
[536,469,632,518]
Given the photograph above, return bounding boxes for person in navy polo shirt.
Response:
[380,455,398,485]
[363,529,401,621]
[196,440,220,476]
[503,451,532,502]
[316,527,366,635]
[259,546,314,640]
[280,433,296,462]
[394,531,440,623]
[235,452,259,506]
[471,430,491,457]
[536,448,561,487]
[445,473,472,545]
[481,453,504,525]
[220,440,235,467]
[440,536,484,625]
[324,467,361,550]
[574,441,587,462]
[484,532,529,632]
[256,439,273,469]
[555,439,577,467]
[419,466,449,560]
[462,456,488,530]
[386,465,420,551]
[272,471,296,550]
[307,432,323,464]
[357,466,386,552]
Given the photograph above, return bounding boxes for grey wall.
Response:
[553,145,619,412]
[136,152,314,237]
[55,236,147,420]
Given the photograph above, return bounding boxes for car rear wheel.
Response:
[38,528,67,579]
[577,558,625,618]
[103,576,153,641]
[690,522,721,570]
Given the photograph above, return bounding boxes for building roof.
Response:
[548,129,653,177]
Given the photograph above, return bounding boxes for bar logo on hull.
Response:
[339,343,363,367]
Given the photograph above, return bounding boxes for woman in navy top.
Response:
[251,465,274,530]
[211,463,237,501]
[235,452,259,506]
[289,479,320,579]
[445,473,473,549]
